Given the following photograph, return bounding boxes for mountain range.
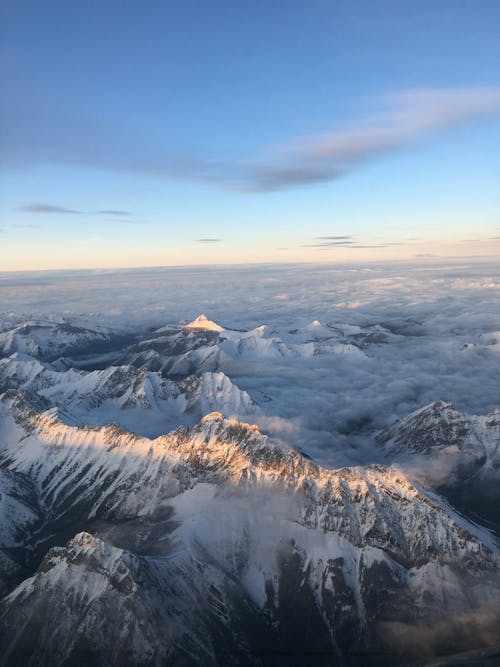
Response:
[0,315,499,666]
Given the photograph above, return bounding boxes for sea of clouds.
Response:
[0,260,499,466]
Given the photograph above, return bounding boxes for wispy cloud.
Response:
[17,204,80,214]
[302,236,404,249]
[195,238,222,243]
[301,235,357,247]
[17,204,134,219]
[247,87,500,191]
[4,87,500,192]
[97,210,131,216]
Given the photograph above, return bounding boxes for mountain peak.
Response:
[200,410,225,423]
[184,314,224,332]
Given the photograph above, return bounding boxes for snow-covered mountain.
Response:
[0,467,43,597]
[0,320,126,361]
[0,353,257,436]
[285,319,396,348]
[377,400,500,534]
[1,314,500,665]
[183,313,225,332]
[0,392,499,664]
[377,400,499,461]
[114,316,367,376]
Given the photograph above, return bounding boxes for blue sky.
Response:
[1,0,499,269]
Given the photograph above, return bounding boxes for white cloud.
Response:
[247,87,500,190]
[1,260,499,469]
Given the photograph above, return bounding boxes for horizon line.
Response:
[0,254,499,275]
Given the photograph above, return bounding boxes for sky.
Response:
[1,0,500,270]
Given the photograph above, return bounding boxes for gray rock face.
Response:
[0,318,500,666]
[0,321,125,362]
[377,401,500,534]
[1,394,499,665]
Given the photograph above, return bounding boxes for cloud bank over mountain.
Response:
[1,260,500,663]
[1,260,499,465]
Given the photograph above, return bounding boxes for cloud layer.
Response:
[1,260,499,469]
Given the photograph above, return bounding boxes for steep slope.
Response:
[0,355,257,436]
[183,313,225,332]
[0,529,292,667]
[0,468,43,596]
[0,320,123,361]
[0,394,499,664]
[377,401,500,533]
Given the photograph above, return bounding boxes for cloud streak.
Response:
[302,235,405,249]
[4,87,500,192]
[97,210,131,216]
[17,204,134,219]
[247,87,500,191]
[17,204,80,214]
[196,238,222,243]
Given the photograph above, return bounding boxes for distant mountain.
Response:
[377,400,500,534]
[0,320,130,361]
[115,316,367,378]
[183,313,225,332]
[0,353,257,436]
